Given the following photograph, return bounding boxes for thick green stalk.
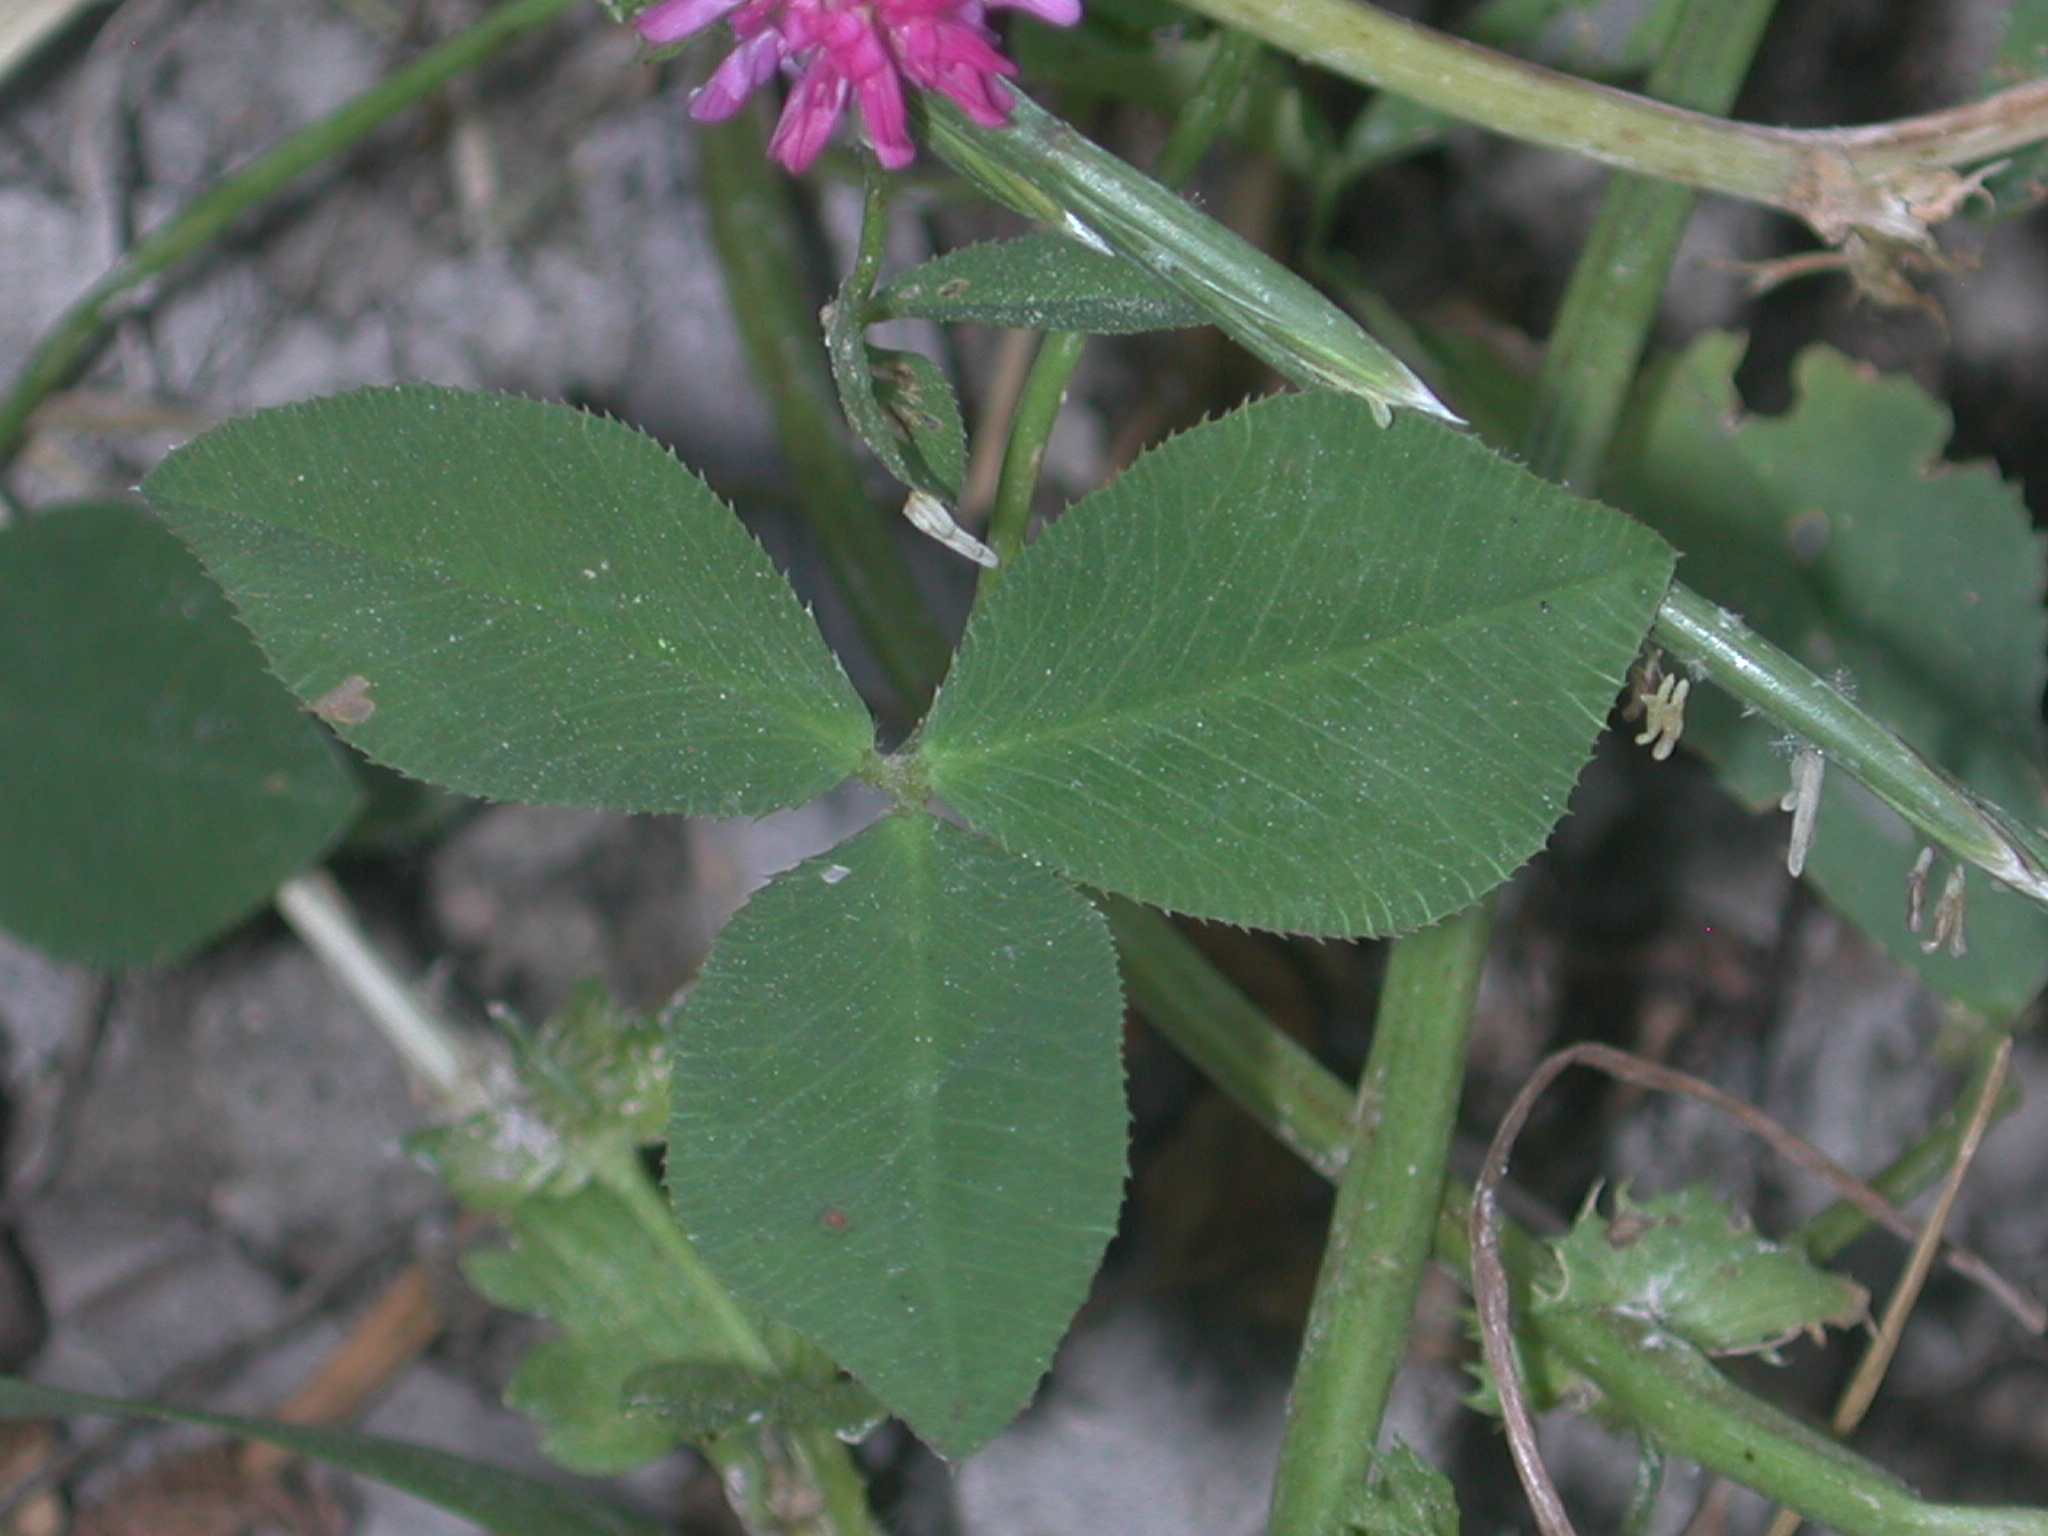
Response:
[979,329,1085,579]
[1523,0,1778,488]
[1266,902,1493,1536]
[1172,0,2048,245]
[1652,587,2048,906]
[1540,1308,2048,1536]
[0,0,578,470]
[697,106,951,713]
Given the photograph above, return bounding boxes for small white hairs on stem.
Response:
[902,490,997,568]
[1781,746,1825,878]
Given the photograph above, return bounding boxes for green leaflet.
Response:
[0,502,358,965]
[462,1185,758,1473]
[667,812,1127,1457]
[1610,335,2048,1016]
[920,391,1675,936]
[869,346,970,503]
[144,387,873,818]
[0,1376,665,1536]
[1538,1185,1868,1356]
[874,231,1207,334]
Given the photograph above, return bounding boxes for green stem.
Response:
[791,1427,884,1536]
[1100,895,1352,1179]
[601,1153,884,1536]
[1652,586,2048,906]
[1152,27,1267,189]
[1539,1307,2048,1536]
[972,28,1266,595]
[0,0,578,471]
[1266,901,1493,1536]
[1172,0,2048,244]
[274,872,476,1112]
[698,105,952,714]
[978,329,1085,581]
[1522,0,1778,488]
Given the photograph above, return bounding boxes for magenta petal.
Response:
[769,66,851,171]
[856,66,915,167]
[943,69,1012,124]
[690,30,786,120]
[984,0,1080,25]
[633,0,744,44]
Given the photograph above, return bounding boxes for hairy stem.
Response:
[1522,0,1778,488]
[1652,586,2048,906]
[274,871,477,1112]
[1101,896,1353,1179]
[979,330,1085,579]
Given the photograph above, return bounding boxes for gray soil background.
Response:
[3,0,2048,1532]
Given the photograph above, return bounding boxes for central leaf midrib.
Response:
[894,824,967,1403]
[174,495,861,754]
[930,561,1649,773]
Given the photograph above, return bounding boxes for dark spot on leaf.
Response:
[937,278,971,298]
[818,1206,850,1233]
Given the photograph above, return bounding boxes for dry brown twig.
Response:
[1759,1036,2015,1536]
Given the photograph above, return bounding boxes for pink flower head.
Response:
[635,0,1080,172]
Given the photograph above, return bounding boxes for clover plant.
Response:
[3,0,2048,1533]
